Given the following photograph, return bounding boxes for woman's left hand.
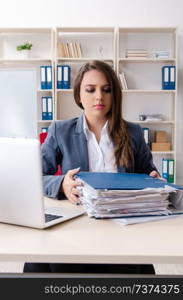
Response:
[149,170,166,181]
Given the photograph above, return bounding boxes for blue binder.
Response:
[46,66,52,89]
[47,97,53,120]
[162,158,168,181]
[169,66,176,89]
[57,65,63,89]
[41,97,47,120]
[142,128,149,145]
[40,66,47,89]
[62,65,71,89]
[41,127,48,133]
[162,66,176,90]
[76,172,183,190]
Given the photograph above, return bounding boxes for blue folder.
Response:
[162,66,176,90]
[76,172,183,190]
[40,66,47,89]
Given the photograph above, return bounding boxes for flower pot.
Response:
[17,50,31,59]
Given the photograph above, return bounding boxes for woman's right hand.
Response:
[61,167,82,204]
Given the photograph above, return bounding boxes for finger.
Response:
[68,193,80,204]
[71,187,80,196]
[67,167,80,178]
[149,171,159,178]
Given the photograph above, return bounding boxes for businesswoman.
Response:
[24,60,159,274]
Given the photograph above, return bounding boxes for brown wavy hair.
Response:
[73,60,134,168]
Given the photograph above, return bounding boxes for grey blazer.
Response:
[41,114,157,199]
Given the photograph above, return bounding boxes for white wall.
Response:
[0,0,183,182]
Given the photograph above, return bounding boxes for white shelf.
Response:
[37,89,53,93]
[122,89,176,93]
[119,58,176,63]
[37,120,53,123]
[56,89,73,93]
[0,58,52,63]
[152,151,174,155]
[56,57,113,62]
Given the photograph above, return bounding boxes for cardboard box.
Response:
[155,131,168,142]
[151,142,171,151]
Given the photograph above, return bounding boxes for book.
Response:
[119,72,128,90]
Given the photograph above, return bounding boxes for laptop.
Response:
[0,137,84,229]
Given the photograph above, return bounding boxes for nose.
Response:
[95,88,103,101]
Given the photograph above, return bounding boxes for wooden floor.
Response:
[0,263,183,274]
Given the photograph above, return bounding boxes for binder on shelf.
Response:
[162,158,169,181]
[46,66,52,89]
[41,97,47,120]
[40,66,47,90]
[57,65,71,89]
[142,128,149,145]
[41,127,48,133]
[62,65,71,89]
[47,97,53,120]
[40,66,52,90]
[162,66,176,90]
[41,97,53,120]
[162,158,175,183]
[168,159,174,183]
[57,65,63,89]
[169,66,176,90]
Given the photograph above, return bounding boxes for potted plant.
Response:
[16,42,33,58]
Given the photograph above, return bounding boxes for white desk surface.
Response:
[0,198,183,264]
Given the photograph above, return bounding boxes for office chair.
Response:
[39,132,61,175]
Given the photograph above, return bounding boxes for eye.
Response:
[85,88,95,93]
[103,87,111,93]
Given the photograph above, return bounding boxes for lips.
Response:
[94,104,105,110]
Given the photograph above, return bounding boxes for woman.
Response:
[24,60,159,273]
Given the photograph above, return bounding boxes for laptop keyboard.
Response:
[45,213,63,223]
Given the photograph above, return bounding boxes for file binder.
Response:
[162,158,168,181]
[46,66,52,89]
[40,66,47,90]
[41,127,48,133]
[169,66,176,89]
[162,66,169,89]
[162,158,175,183]
[162,66,176,90]
[57,65,63,89]
[47,97,53,120]
[41,97,53,120]
[168,159,174,183]
[142,128,149,145]
[41,97,47,120]
[76,172,182,190]
[62,65,71,89]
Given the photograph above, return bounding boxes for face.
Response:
[79,70,112,121]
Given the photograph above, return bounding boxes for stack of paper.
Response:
[125,49,148,59]
[76,172,183,221]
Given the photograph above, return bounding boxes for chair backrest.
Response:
[39,132,61,175]
[39,132,48,144]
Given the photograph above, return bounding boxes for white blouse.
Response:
[83,116,117,172]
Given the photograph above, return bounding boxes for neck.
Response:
[84,114,107,143]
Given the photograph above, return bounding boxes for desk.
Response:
[0,198,183,264]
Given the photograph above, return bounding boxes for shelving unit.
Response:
[0,27,178,181]
[0,28,54,135]
[116,27,177,180]
[54,27,116,120]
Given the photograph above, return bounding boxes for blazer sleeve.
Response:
[41,122,65,199]
[133,126,158,175]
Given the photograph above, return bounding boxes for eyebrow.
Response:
[84,84,110,87]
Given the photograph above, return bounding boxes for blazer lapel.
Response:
[74,114,89,171]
